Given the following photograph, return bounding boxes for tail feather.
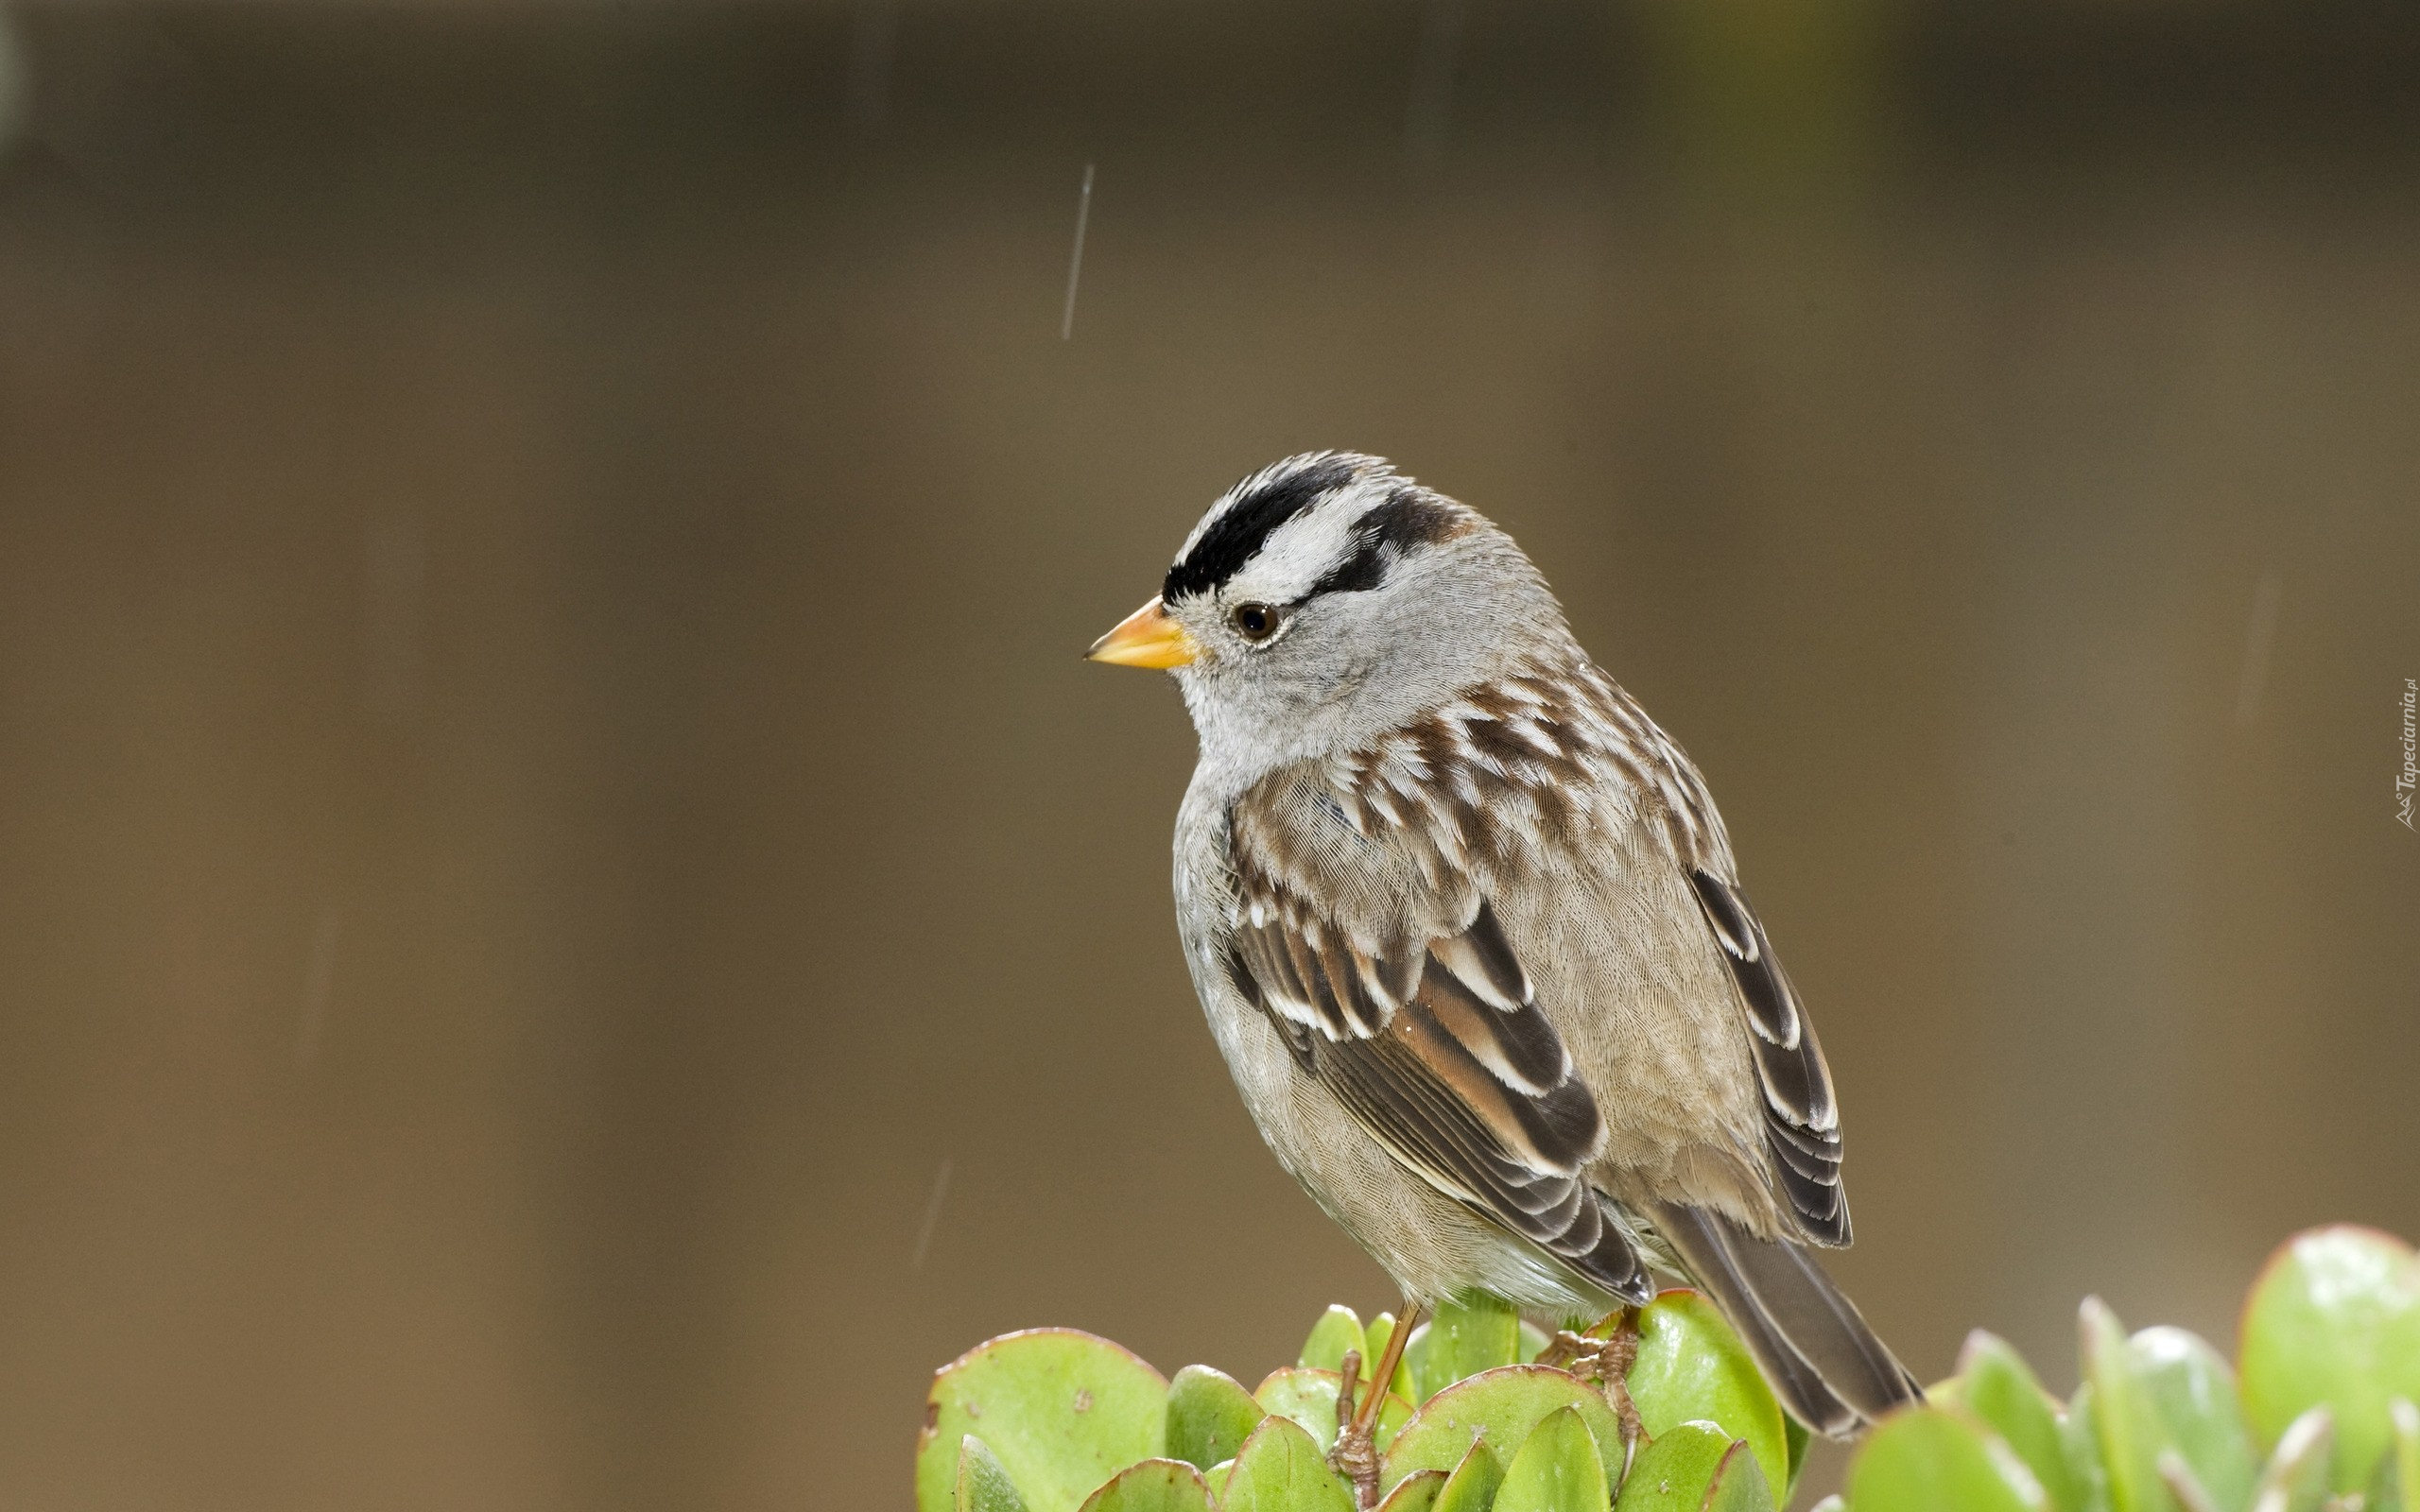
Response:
[1645,1200,1924,1437]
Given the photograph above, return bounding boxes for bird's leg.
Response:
[1356,1298,1420,1432]
[1333,1349,1363,1452]
[1330,1298,1422,1509]
[1537,1309,1647,1463]
[1593,1309,1647,1463]
[1327,1349,1379,1508]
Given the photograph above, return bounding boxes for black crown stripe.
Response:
[1163,455,1364,602]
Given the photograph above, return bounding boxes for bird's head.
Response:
[1088,452,1572,779]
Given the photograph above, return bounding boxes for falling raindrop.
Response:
[910,1155,954,1270]
[2234,568,2281,727]
[1061,163,1095,342]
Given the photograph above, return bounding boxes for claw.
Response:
[1329,1417,1380,1508]
[1531,1327,1598,1373]
[1538,1310,1646,1476]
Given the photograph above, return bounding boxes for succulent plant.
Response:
[919,1225,2420,1512]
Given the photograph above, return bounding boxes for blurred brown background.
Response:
[0,1,2414,1507]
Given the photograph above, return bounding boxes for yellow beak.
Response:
[1086,597,1200,669]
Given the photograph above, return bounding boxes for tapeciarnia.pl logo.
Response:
[2399,678,2416,832]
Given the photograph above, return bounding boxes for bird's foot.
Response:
[1532,1328,1599,1373]
[1328,1349,1381,1508]
[1538,1310,1646,1462]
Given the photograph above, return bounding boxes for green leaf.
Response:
[2238,1226,2420,1494]
[2082,1298,2168,1512]
[2153,1451,2221,1512]
[1958,1332,2084,1512]
[1582,1311,1628,1342]
[1384,1366,1628,1499]
[1369,1314,1425,1404]
[1612,1420,1727,1512]
[1221,1415,1357,1512]
[2065,1383,2115,1512]
[1627,1290,1789,1497]
[1377,1469,1450,1512]
[1432,1440,1506,1512]
[918,1331,1168,1512]
[1167,1365,1265,1472]
[1701,1443,1777,1512]
[1782,1414,1812,1503]
[2404,1399,2420,1496]
[2129,1327,2256,1512]
[1426,1294,1522,1395]
[1076,1460,1212,1512]
[1254,1367,1413,1454]
[2081,1309,2256,1512]
[1518,1322,1554,1366]
[1492,1406,1611,1512]
[1305,1307,1371,1374]
[1613,1420,1772,1512]
[1846,1405,2048,1512]
[2397,1399,2420,1507]
[958,1436,1033,1512]
[1206,1462,1235,1503]
[2245,1407,2332,1512]
[2367,1398,2418,1512]
[1407,1324,1451,1405]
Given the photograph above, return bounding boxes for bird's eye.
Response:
[1230,603,1279,642]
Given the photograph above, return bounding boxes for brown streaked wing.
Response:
[1685,868,1851,1246]
[1308,939,1650,1303]
[1229,862,1651,1302]
[1233,909,1394,1041]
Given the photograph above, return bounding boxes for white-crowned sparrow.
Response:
[1088,452,1922,1463]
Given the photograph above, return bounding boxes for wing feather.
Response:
[1685,868,1851,1246]
[1226,809,1650,1303]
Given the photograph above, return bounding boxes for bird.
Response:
[1086,452,1923,1488]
